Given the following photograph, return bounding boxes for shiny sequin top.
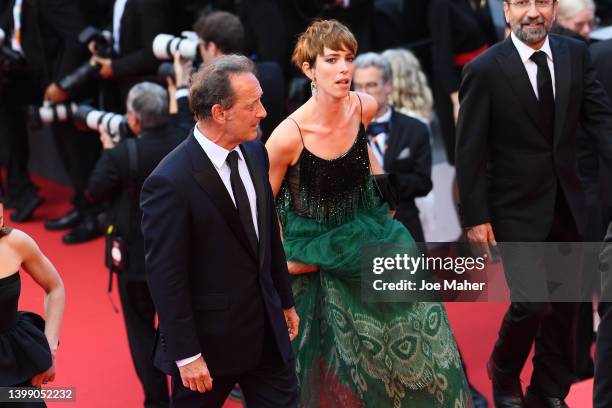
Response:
[278,121,378,226]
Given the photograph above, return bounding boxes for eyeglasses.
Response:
[353,81,382,92]
[574,17,601,31]
[506,0,555,9]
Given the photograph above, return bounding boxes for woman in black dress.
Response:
[0,194,65,404]
[428,0,498,165]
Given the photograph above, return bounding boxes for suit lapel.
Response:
[496,37,546,136]
[187,134,257,261]
[240,142,266,270]
[550,35,571,147]
[383,109,399,170]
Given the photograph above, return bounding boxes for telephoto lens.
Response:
[152,32,198,61]
[74,105,132,143]
[28,102,78,129]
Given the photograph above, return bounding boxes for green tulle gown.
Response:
[277,120,472,408]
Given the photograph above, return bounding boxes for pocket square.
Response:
[397,147,411,160]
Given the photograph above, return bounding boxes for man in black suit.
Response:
[0,0,87,222]
[353,52,432,241]
[590,37,612,408]
[141,55,299,407]
[91,0,169,106]
[86,82,185,407]
[456,0,612,406]
[192,10,285,141]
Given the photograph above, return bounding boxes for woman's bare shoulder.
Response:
[266,116,305,158]
[4,228,37,255]
[352,91,378,125]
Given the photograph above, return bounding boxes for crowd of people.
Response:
[2,0,612,407]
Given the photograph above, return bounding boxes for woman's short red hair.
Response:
[291,19,357,69]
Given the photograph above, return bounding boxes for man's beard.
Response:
[510,15,550,45]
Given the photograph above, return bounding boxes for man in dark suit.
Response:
[91,0,169,106]
[141,55,299,407]
[0,0,88,222]
[590,37,612,408]
[456,0,612,406]
[86,82,185,407]
[353,52,432,241]
[193,10,285,141]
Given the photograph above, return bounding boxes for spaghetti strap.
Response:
[288,117,305,147]
[355,93,363,125]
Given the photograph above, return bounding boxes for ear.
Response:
[384,79,393,95]
[302,61,314,81]
[211,104,227,123]
[503,1,510,24]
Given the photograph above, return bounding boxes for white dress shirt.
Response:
[510,32,556,100]
[368,106,392,167]
[112,0,128,54]
[176,125,260,368]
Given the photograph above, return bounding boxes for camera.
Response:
[74,105,133,143]
[57,26,114,94]
[27,102,78,129]
[152,32,199,61]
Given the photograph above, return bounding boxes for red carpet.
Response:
[11,177,592,407]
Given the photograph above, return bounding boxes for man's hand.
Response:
[174,51,192,88]
[178,356,213,394]
[92,56,113,78]
[98,125,115,149]
[284,307,299,341]
[44,83,69,103]
[287,261,318,275]
[466,222,497,261]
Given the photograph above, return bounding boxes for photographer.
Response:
[91,0,170,111]
[191,11,285,140]
[0,0,87,222]
[85,82,184,408]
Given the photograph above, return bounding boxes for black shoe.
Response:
[44,209,82,231]
[10,194,44,222]
[487,358,526,408]
[470,382,489,408]
[62,219,102,244]
[525,387,569,408]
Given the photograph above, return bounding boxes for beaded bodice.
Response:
[279,124,378,226]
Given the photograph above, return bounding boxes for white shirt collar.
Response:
[192,124,244,170]
[511,32,553,64]
[373,106,392,123]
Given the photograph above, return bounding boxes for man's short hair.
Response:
[354,52,392,84]
[126,82,169,129]
[193,11,244,54]
[189,54,255,121]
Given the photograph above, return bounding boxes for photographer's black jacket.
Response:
[86,126,185,280]
[0,0,85,90]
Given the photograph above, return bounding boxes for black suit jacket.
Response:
[86,127,185,280]
[0,0,85,89]
[383,109,432,225]
[141,133,294,377]
[111,0,169,78]
[456,34,612,241]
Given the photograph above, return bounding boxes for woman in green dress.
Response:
[265,20,472,408]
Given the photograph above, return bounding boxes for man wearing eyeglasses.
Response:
[456,0,612,406]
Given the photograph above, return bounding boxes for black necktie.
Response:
[226,150,258,256]
[530,51,555,140]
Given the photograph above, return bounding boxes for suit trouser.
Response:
[118,277,170,408]
[491,190,581,399]
[0,74,38,198]
[171,316,298,408]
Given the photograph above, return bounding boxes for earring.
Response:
[310,80,317,95]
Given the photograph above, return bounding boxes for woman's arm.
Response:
[265,118,302,197]
[12,230,64,361]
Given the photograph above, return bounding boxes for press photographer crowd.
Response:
[3,0,612,407]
